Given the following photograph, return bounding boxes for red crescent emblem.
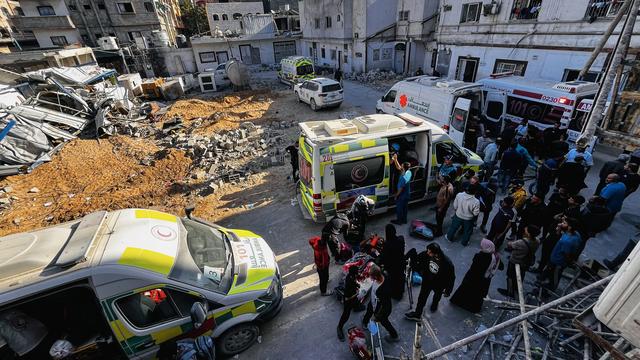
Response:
[399,94,408,108]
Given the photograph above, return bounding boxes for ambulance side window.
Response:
[486,101,503,119]
[115,288,201,329]
[334,156,385,192]
[382,90,397,103]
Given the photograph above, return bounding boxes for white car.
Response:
[214,63,231,88]
[294,78,343,111]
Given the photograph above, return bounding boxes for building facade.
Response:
[10,0,82,48]
[206,1,263,34]
[436,0,640,82]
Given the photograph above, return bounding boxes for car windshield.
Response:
[297,64,314,75]
[322,84,341,92]
[169,218,233,293]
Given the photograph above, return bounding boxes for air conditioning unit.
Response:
[98,36,119,50]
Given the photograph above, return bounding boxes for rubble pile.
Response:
[347,69,404,90]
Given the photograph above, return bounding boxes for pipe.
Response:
[578,0,632,79]
[515,264,531,360]
[422,275,613,359]
[413,322,422,360]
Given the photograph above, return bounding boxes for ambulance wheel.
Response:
[310,98,318,111]
[295,91,301,102]
[217,323,260,356]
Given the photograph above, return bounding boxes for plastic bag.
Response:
[49,340,74,360]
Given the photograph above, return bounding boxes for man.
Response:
[446,183,481,246]
[536,155,561,200]
[578,196,611,255]
[515,119,529,140]
[508,179,528,212]
[475,130,493,158]
[600,173,627,220]
[498,143,523,193]
[498,123,517,158]
[543,186,569,238]
[481,137,498,181]
[479,178,498,233]
[487,196,516,249]
[415,67,424,76]
[321,213,350,263]
[392,156,412,225]
[542,122,564,158]
[557,156,588,195]
[516,194,547,238]
[362,265,399,343]
[337,266,359,341]
[378,224,406,300]
[334,67,343,85]
[434,175,455,237]
[595,154,629,195]
[622,162,640,198]
[309,236,332,296]
[285,142,299,182]
[498,225,540,298]
[565,141,594,171]
[348,195,375,244]
[405,243,455,319]
[541,218,582,290]
[516,137,537,176]
[439,155,458,179]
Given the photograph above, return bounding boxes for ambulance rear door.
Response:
[449,97,471,147]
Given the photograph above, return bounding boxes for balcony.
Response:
[586,0,625,22]
[10,15,76,30]
[509,0,542,20]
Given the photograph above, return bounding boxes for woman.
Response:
[450,239,502,313]
[337,266,360,342]
[377,224,406,300]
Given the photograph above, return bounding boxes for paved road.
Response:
[218,84,640,359]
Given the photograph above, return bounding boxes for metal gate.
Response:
[273,41,297,63]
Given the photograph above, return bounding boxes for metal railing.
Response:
[586,0,625,21]
[509,0,543,20]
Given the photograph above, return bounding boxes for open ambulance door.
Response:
[483,92,506,134]
[449,98,471,147]
[408,130,431,202]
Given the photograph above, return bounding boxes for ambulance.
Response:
[375,76,484,149]
[0,209,282,358]
[278,56,316,86]
[296,113,483,222]
[478,74,599,144]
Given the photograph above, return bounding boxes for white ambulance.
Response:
[478,74,599,143]
[375,76,484,149]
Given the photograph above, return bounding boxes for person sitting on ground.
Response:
[498,225,540,298]
[446,183,481,246]
[405,243,455,319]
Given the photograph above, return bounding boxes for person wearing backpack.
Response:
[498,225,540,298]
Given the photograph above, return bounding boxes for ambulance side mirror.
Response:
[190,302,207,329]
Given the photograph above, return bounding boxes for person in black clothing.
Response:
[563,195,585,220]
[415,67,424,76]
[498,143,523,194]
[543,186,570,238]
[516,194,546,238]
[622,162,640,198]
[337,266,360,342]
[536,156,562,200]
[404,243,455,320]
[334,67,343,85]
[487,196,516,249]
[557,156,588,195]
[285,142,299,182]
[595,154,629,195]
[378,224,406,300]
[551,133,570,159]
[321,213,350,263]
[542,122,565,158]
[362,265,399,343]
[479,178,499,233]
[578,196,612,255]
[498,122,517,158]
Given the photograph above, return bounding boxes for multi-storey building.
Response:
[435,0,640,82]
[10,0,82,48]
[206,1,263,34]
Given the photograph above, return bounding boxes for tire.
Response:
[217,323,260,356]
[295,91,301,103]
[310,98,318,111]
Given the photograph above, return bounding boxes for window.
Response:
[344,44,348,50]
[398,10,409,21]
[431,49,438,69]
[68,4,77,10]
[586,0,625,21]
[451,106,468,132]
[435,142,466,164]
[50,36,68,46]
[117,2,134,13]
[510,0,542,20]
[233,12,242,20]
[97,3,105,9]
[372,49,380,61]
[334,156,386,192]
[37,6,55,16]
[330,49,336,60]
[239,21,243,29]
[199,51,216,63]
[563,69,601,82]
[297,64,314,75]
[382,89,396,103]
[144,2,154,12]
[314,18,320,28]
[343,55,348,64]
[95,33,102,39]
[336,14,341,22]
[115,288,200,329]
[455,56,479,82]
[221,13,228,20]
[81,34,89,43]
[15,6,24,15]
[460,2,481,23]
[325,16,332,28]
[323,84,342,92]
[493,59,528,76]
[273,40,296,63]
[128,31,142,40]
[83,4,91,9]
[321,48,325,58]
[486,101,504,119]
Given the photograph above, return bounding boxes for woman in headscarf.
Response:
[450,238,502,313]
[377,223,406,300]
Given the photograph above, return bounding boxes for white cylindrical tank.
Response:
[225,59,250,88]
[594,241,640,347]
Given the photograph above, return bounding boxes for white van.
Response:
[296,113,483,222]
[376,76,484,149]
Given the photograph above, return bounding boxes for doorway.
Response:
[455,56,479,82]
[394,43,406,74]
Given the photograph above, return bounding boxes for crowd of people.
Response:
[307,120,640,345]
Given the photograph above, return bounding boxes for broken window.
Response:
[83,4,91,10]
[37,6,55,16]
[97,3,105,9]
[493,59,528,76]
[233,12,242,20]
[325,16,332,28]
[222,13,228,20]
[460,3,481,23]
[117,2,134,14]
[127,31,142,40]
[50,36,68,46]
[144,2,154,12]
[398,10,409,21]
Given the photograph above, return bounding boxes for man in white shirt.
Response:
[445,183,481,246]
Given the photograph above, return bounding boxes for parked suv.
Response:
[294,77,343,111]
[0,209,282,359]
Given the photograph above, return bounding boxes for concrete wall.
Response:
[299,0,351,41]
[206,2,263,33]
[19,0,70,16]
[152,47,197,76]
[33,28,80,47]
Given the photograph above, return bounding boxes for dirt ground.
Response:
[0,89,361,236]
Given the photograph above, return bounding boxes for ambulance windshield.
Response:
[170,218,233,293]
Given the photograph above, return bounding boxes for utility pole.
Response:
[579,0,640,144]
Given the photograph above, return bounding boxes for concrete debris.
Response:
[346,69,405,91]
[28,187,39,193]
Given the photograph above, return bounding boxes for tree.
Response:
[180,2,208,38]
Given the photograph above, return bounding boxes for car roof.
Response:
[309,77,339,85]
